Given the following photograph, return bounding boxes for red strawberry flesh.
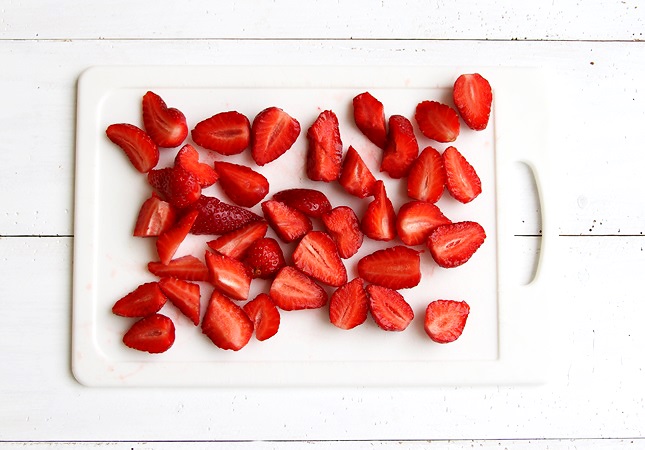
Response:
[201,290,253,351]
[424,300,470,343]
[269,266,327,311]
[122,313,175,354]
[292,231,348,287]
[453,73,493,131]
[106,123,159,173]
[427,221,486,268]
[329,277,369,330]
[191,111,251,155]
[366,284,414,332]
[251,107,301,166]
[357,246,421,290]
[142,91,188,148]
[306,110,343,182]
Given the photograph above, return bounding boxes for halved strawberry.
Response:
[396,201,451,246]
[158,277,201,326]
[292,231,347,287]
[242,237,286,279]
[407,146,446,203]
[174,144,218,188]
[201,290,253,351]
[269,266,328,311]
[243,293,280,341]
[443,146,482,203]
[123,313,175,354]
[213,161,269,207]
[321,206,363,259]
[205,250,252,301]
[366,284,414,332]
[352,92,387,149]
[191,111,251,155]
[147,166,201,209]
[381,115,418,179]
[357,246,421,290]
[188,195,262,235]
[424,300,470,343]
[415,101,460,143]
[338,145,377,198]
[155,210,198,265]
[361,180,396,241]
[261,200,312,243]
[329,278,369,330]
[112,282,167,317]
[306,110,343,182]
[206,221,268,259]
[133,192,176,237]
[251,107,301,166]
[272,188,332,218]
[106,123,159,173]
[453,73,492,131]
[427,221,486,268]
[147,255,209,282]
[142,91,188,148]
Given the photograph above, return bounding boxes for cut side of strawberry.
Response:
[133,192,176,237]
[123,313,175,354]
[357,246,421,290]
[329,277,369,330]
[205,250,252,301]
[147,255,209,282]
[407,146,446,204]
[188,195,262,235]
[174,144,218,188]
[453,73,492,131]
[306,110,343,182]
[191,111,251,155]
[424,300,470,343]
[381,115,418,179]
[361,180,396,242]
[322,206,363,259]
[443,146,482,204]
[269,266,328,311]
[396,201,451,246]
[338,145,377,199]
[112,282,167,318]
[158,277,201,326]
[147,166,201,209]
[251,107,301,166]
[206,221,268,259]
[261,199,312,243]
[353,92,387,149]
[427,221,486,268]
[366,284,414,332]
[272,188,332,219]
[292,231,348,287]
[142,91,188,148]
[106,123,159,173]
[243,293,280,341]
[242,237,286,279]
[415,101,460,143]
[155,210,198,265]
[213,161,269,207]
[201,290,253,351]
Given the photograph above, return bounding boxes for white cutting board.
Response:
[73,65,553,387]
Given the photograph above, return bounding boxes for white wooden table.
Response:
[2,1,644,448]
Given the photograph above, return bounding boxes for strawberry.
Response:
[147,255,209,282]
[201,290,253,351]
[407,146,446,203]
[357,246,421,290]
[261,199,312,243]
[213,161,269,207]
[352,92,387,149]
[396,201,451,246]
[272,188,332,218]
[381,115,418,178]
[292,231,348,287]
[329,278,369,330]
[443,146,482,203]
[415,101,460,143]
[242,237,286,279]
[338,145,377,198]
[424,300,470,343]
[155,210,198,265]
[361,180,396,241]
[158,277,201,326]
[174,144,218,188]
[243,293,280,341]
[206,221,268,259]
[112,282,167,317]
[188,195,262,235]
[141,91,188,148]
[251,107,301,166]
[205,250,252,301]
[427,221,486,268]
[453,73,492,131]
[269,266,328,311]
[106,123,159,173]
[306,110,343,182]
[123,313,175,354]
[321,206,363,259]
[133,192,176,237]
[147,166,201,209]
[191,111,250,155]
[366,284,414,332]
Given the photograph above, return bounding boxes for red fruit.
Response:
[427,221,486,268]
[243,237,286,279]
[243,293,280,341]
[292,231,348,287]
[329,278,369,330]
[142,91,188,148]
[155,210,198,265]
[206,221,268,259]
[381,115,418,178]
[453,73,493,131]
[306,110,343,182]
[407,146,446,203]
[205,250,252,301]
[361,180,396,241]
[158,277,201,326]
[321,206,363,259]
[272,188,332,218]
[147,166,201,209]
[147,255,210,282]
[174,144,218,188]
[261,200,312,243]
[201,290,253,351]
[123,314,175,354]
[443,146,482,203]
[251,107,301,166]
[357,246,421,290]
[188,195,262,235]
[269,266,328,311]
[352,92,387,149]
[133,192,176,237]
[338,146,377,198]
[396,201,451,246]
[366,284,414,332]
[415,101,460,143]
[112,282,167,318]
[424,300,470,343]
[106,123,159,173]
[191,111,251,155]
[213,161,269,207]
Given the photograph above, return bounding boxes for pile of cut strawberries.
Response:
[105,73,493,354]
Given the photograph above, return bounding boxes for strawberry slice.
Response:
[261,200,312,243]
[158,277,201,326]
[269,266,328,311]
[133,192,176,237]
[338,145,377,198]
[306,110,343,182]
[361,180,396,241]
[424,300,470,343]
[396,201,451,246]
[352,92,387,149]
[206,221,268,259]
[205,250,252,301]
[242,237,286,279]
[321,206,363,259]
[201,290,253,351]
[155,210,198,265]
[188,195,262,235]
[213,161,269,207]
[243,293,281,341]
[174,144,218,188]
[381,115,418,179]
[427,221,486,268]
[272,188,332,218]
[329,277,369,330]
[357,246,421,290]
[123,313,175,354]
[251,107,301,166]
[106,123,159,173]
[191,111,251,155]
[366,284,414,332]
[112,282,167,317]
[407,146,446,203]
[147,255,209,282]
[292,231,348,287]
[147,166,201,209]
[141,91,188,148]
[415,101,460,143]
[453,73,493,131]
[443,146,482,203]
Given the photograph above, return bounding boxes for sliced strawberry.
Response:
[188,195,262,235]
[174,144,218,188]
[133,192,176,237]
[357,246,421,290]
[381,115,418,179]
[396,201,451,246]
[156,210,198,265]
[321,206,363,259]
[292,231,347,287]
[158,277,201,326]
[206,221,268,259]
[147,166,201,209]
[366,284,414,332]
[205,250,252,301]
[269,266,328,311]
[352,92,387,149]
[106,123,159,173]
[191,111,251,155]
[306,110,343,182]
[427,221,486,268]
[147,255,209,282]
[261,199,312,243]
[272,188,332,218]
[407,146,446,203]
[453,73,493,131]
[361,180,396,241]
[415,101,460,143]
[112,282,167,317]
[201,290,253,351]
[424,300,470,343]
[243,237,286,279]
[338,145,377,198]
[142,91,188,148]
[123,313,175,354]
[251,107,301,166]
[213,161,269,207]
[329,277,369,330]
[243,293,281,341]
[443,146,482,203]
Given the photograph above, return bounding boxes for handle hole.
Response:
[512,162,542,285]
